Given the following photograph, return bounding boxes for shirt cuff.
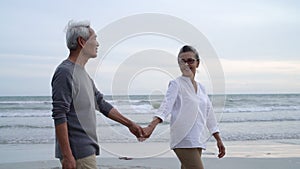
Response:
[154,114,165,122]
[209,126,220,135]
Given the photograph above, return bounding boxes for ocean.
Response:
[0,94,300,145]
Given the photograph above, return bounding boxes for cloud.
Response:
[0,0,299,95]
[221,59,300,93]
[0,54,60,77]
[221,59,300,73]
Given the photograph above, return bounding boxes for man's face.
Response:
[81,28,99,58]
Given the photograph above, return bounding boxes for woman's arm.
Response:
[143,80,179,139]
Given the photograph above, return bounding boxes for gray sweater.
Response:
[51,59,113,159]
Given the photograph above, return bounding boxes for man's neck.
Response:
[68,50,89,67]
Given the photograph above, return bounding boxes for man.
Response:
[51,20,144,169]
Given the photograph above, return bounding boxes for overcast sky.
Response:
[0,0,299,96]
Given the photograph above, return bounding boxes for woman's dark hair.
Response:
[178,45,199,60]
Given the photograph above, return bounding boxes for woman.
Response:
[143,45,225,169]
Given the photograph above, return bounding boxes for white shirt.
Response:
[155,76,219,149]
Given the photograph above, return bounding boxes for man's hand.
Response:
[55,122,76,169]
[107,108,144,141]
[128,122,144,139]
[62,155,76,169]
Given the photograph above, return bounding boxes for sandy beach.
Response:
[0,140,300,169]
[1,157,300,169]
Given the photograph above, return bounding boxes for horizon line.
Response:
[1,92,300,97]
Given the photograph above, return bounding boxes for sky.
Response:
[0,0,299,96]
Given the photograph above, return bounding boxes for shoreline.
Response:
[1,140,300,163]
[1,157,300,169]
[0,140,300,168]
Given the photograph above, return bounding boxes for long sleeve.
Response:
[51,67,73,126]
[206,98,219,134]
[155,80,179,122]
[92,81,113,117]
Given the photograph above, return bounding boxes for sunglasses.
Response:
[181,58,198,64]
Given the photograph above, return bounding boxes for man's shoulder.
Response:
[55,60,74,74]
[51,60,75,82]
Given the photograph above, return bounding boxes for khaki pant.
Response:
[174,148,204,169]
[61,154,98,169]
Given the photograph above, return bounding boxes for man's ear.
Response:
[77,36,86,48]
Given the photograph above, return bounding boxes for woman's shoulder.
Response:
[166,77,183,92]
[169,78,179,87]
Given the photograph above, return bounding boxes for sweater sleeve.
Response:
[155,80,179,122]
[92,81,114,117]
[51,67,73,126]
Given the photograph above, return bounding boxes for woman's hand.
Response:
[217,140,226,158]
[142,125,155,138]
[213,132,226,158]
[139,117,162,141]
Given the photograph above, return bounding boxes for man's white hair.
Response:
[65,20,91,50]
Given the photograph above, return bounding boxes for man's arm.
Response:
[107,108,144,138]
[55,122,76,169]
[51,67,76,168]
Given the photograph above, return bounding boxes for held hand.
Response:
[141,117,161,141]
[217,140,226,158]
[142,125,155,138]
[128,122,144,140]
[62,155,76,169]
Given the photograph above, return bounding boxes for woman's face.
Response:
[178,51,199,77]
